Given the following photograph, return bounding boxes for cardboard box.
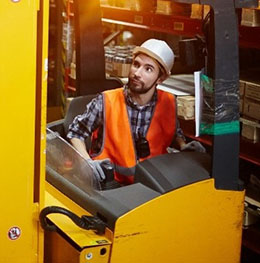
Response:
[105,60,114,75]
[241,117,260,143]
[156,0,172,15]
[190,4,209,19]
[203,5,210,19]
[190,4,203,19]
[177,95,195,120]
[241,8,260,27]
[114,62,131,77]
[245,81,260,101]
[240,99,244,113]
[130,0,156,11]
[243,98,260,121]
[239,80,246,97]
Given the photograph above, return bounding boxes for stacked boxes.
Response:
[241,8,260,27]
[105,0,131,8]
[240,117,260,143]
[243,81,260,121]
[105,0,156,11]
[190,4,210,19]
[177,96,195,120]
[245,81,260,101]
[155,1,191,16]
[239,80,246,113]
[104,0,201,17]
[241,80,260,143]
[156,0,172,15]
[105,45,134,78]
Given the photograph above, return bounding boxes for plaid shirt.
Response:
[67,87,184,147]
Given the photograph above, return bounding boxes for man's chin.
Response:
[130,87,148,95]
[129,82,141,91]
[129,85,142,93]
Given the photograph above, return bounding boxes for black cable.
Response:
[39,206,106,234]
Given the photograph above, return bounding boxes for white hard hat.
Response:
[133,39,174,75]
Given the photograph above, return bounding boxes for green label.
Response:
[200,121,240,135]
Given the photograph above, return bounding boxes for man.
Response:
[67,39,205,184]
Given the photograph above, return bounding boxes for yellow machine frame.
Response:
[0,1,248,263]
[0,0,49,262]
[44,177,244,263]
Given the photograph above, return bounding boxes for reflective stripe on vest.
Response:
[92,88,176,184]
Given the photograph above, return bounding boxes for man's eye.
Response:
[146,67,153,73]
[133,61,139,68]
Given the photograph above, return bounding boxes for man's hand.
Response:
[181,141,206,153]
[87,158,111,182]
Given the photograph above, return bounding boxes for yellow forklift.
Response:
[0,0,258,262]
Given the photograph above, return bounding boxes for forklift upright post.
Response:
[175,0,258,190]
[205,0,241,190]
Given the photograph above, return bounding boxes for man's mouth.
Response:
[131,78,142,85]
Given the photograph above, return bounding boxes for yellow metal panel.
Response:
[80,246,111,263]
[110,179,244,263]
[0,0,48,262]
[44,183,111,263]
[45,231,111,263]
[45,183,112,248]
[44,231,81,263]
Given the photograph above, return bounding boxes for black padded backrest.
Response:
[63,94,96,136]
[135,152,211,194]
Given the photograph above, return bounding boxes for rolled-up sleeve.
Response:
[67,94,104,141]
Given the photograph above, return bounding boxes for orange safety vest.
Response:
[91,88,176,184]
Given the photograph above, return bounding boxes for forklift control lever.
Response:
[40,206,106,235]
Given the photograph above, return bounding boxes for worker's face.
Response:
[128,54,164,94]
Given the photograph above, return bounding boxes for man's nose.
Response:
[134,67,142,78]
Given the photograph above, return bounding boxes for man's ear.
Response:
[157,74,168,84]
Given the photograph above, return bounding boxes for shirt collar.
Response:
[123,85,157,109]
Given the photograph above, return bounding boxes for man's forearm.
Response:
[70,138,91,159]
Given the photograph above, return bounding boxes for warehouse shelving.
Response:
[101,5,260,49]
[178,118,260,166]
[101,5,202,37]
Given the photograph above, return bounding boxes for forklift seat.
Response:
[63,94,96,136]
